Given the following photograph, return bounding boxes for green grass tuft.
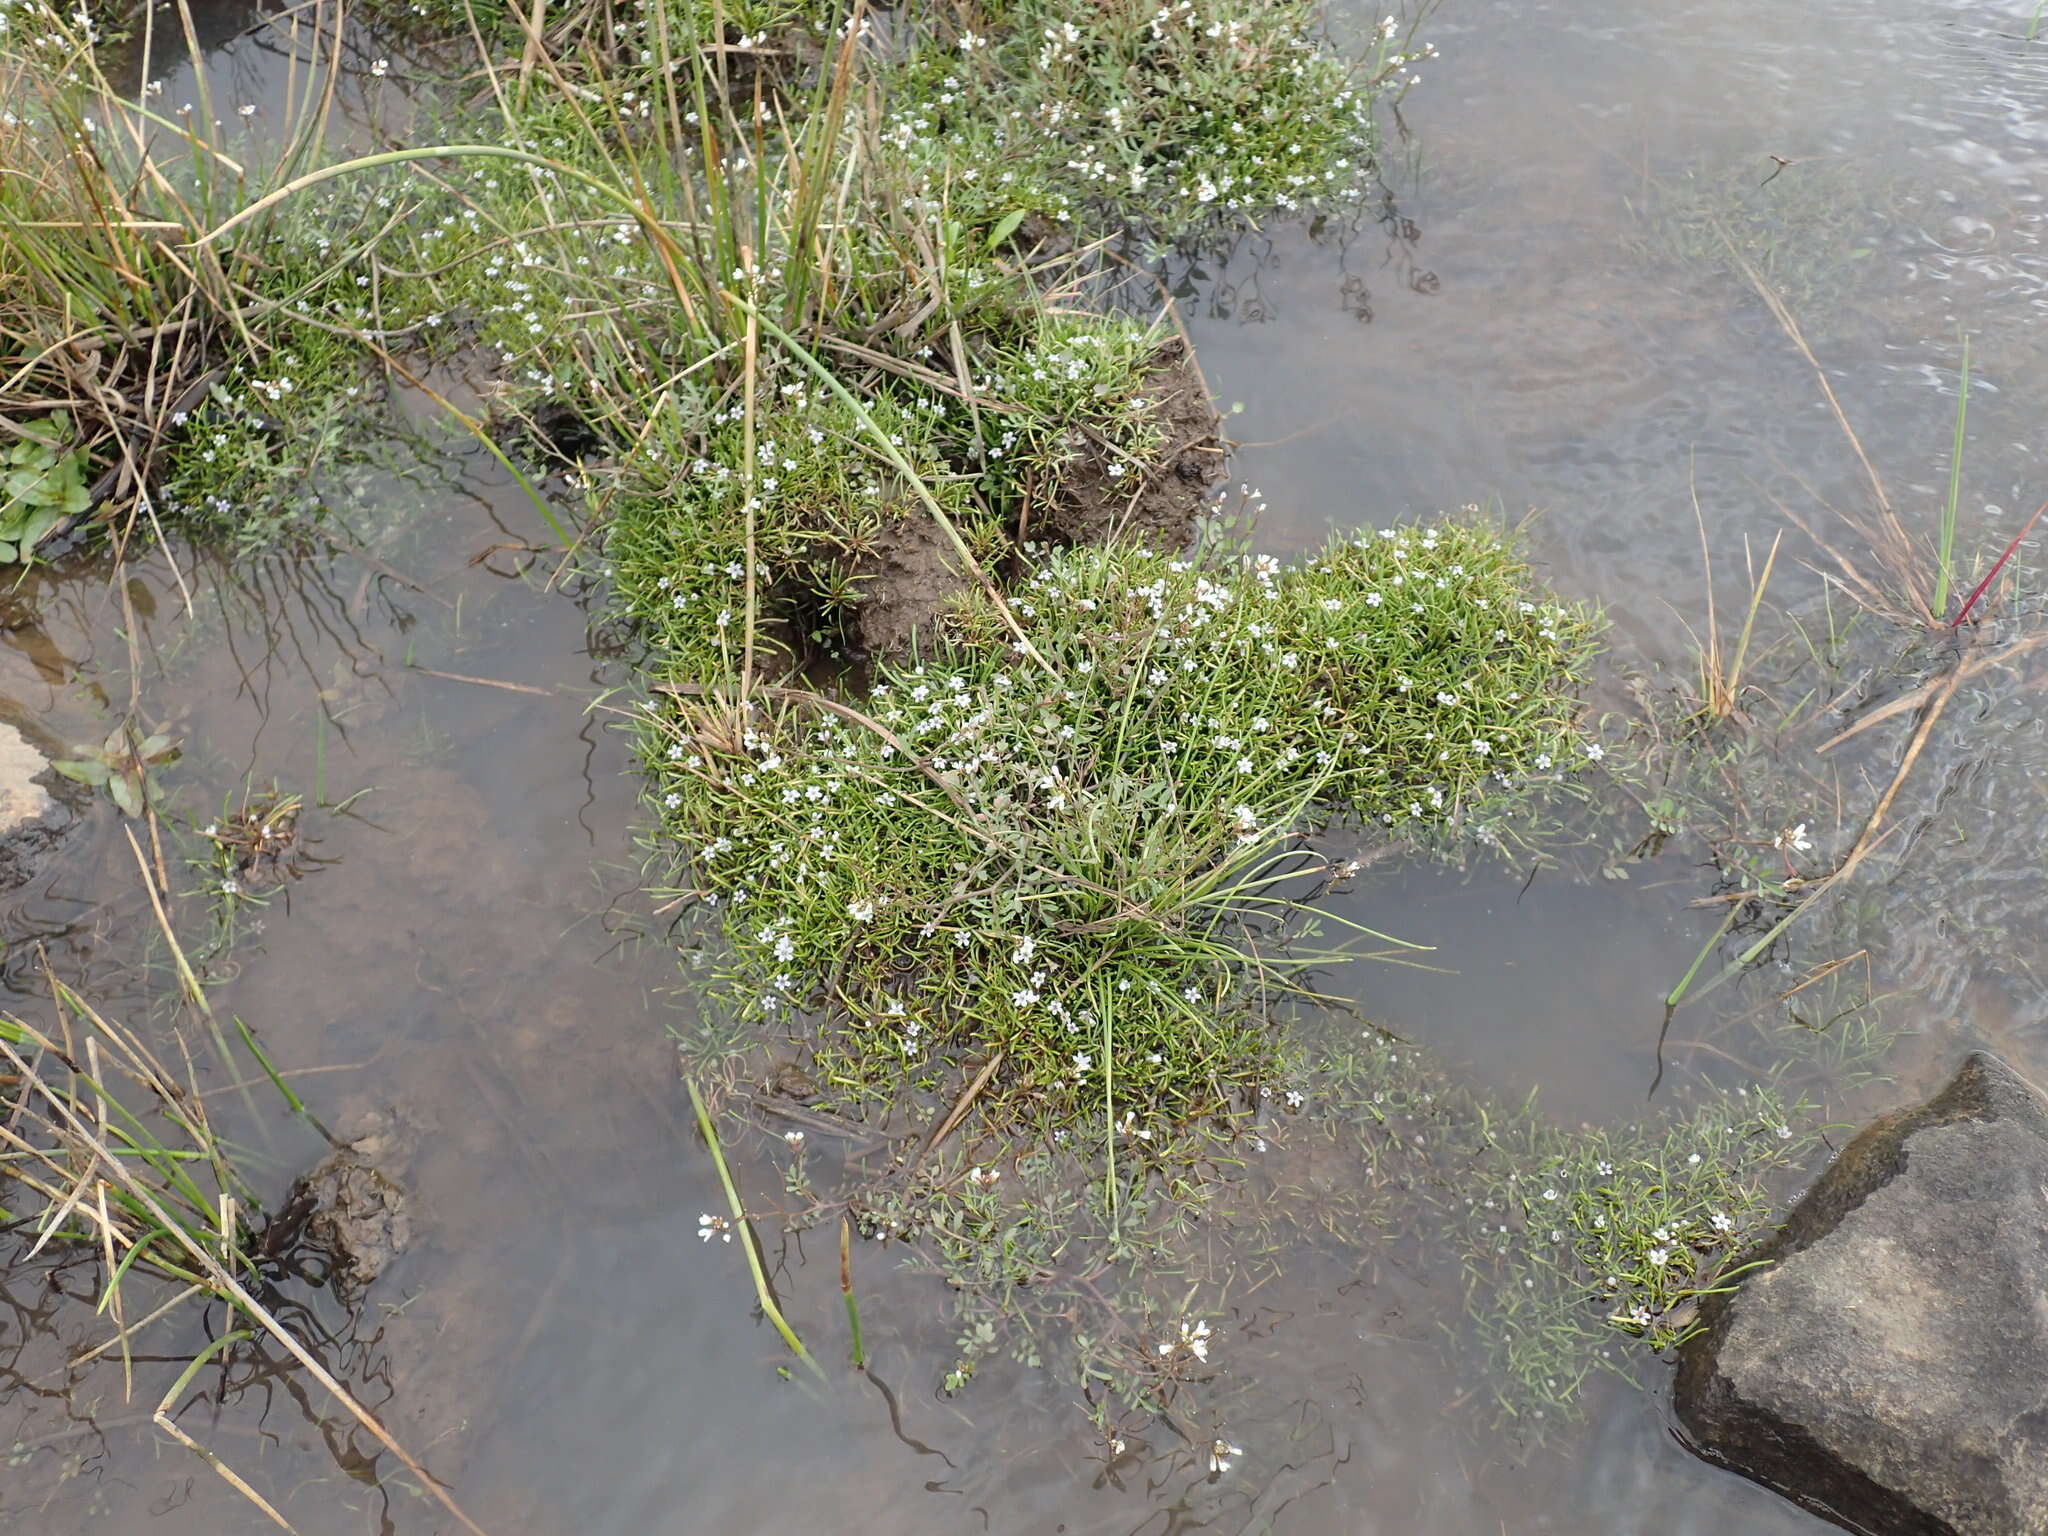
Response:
[638,522,1598,1119]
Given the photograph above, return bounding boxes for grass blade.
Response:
[1935,333,1969,621]
[685,1077,823,1377]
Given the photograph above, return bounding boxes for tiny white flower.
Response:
[1774,822,1814,853]
[1208,1438,1242,1474]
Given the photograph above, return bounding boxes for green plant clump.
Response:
[604,310,1172,675]
[641,522,1597,1119]
[884,0,1408,238]
[1454,1086,1811,1425]
[0,411,91,561]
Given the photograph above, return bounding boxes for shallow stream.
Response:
[8,0,2048,1530]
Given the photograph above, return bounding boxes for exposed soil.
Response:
[843,342,1223,659]
[845,507,967,658]
[1038,339,1223,548]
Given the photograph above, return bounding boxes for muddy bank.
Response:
[846,341,1225,657]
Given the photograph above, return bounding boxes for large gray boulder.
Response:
[1674,1052,2048,1535]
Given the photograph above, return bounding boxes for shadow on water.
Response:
[12,0,2048,1528]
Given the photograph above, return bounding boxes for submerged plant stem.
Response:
[685,1077,824,1378]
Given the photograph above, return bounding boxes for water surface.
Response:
[10,0,2048,1529]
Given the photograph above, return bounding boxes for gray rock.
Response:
[1674,1052,2048,1535]
[0,721,73,891]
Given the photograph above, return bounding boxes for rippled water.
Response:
[8,0,2048,1529]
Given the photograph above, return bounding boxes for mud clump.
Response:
[277,1111,416,1295]
[1040,340,1223,548]
[843,342,1223,659]
[846,508,967,659]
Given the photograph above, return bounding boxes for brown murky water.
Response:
[10,0,2048,1529]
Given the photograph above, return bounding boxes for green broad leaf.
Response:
[109,772,142,818]
[137,732,175,760]
[17,507,66,553]
[987,209,1028,250]
[52,758,109,786]
[0,542,16,564]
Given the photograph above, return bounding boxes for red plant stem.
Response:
[1952,498,2048,628]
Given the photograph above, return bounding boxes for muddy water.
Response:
[10,0,2048,1530]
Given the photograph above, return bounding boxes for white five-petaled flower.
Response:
[847,897,876,923]
[697,1212,733,1243]
[370,57,389,76]
[1647,1246,1671,1267]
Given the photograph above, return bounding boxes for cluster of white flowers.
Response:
[1156,1314,1214,1364]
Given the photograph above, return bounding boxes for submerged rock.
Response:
[0,721,74,891]
[1674,1052,2048,1535]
